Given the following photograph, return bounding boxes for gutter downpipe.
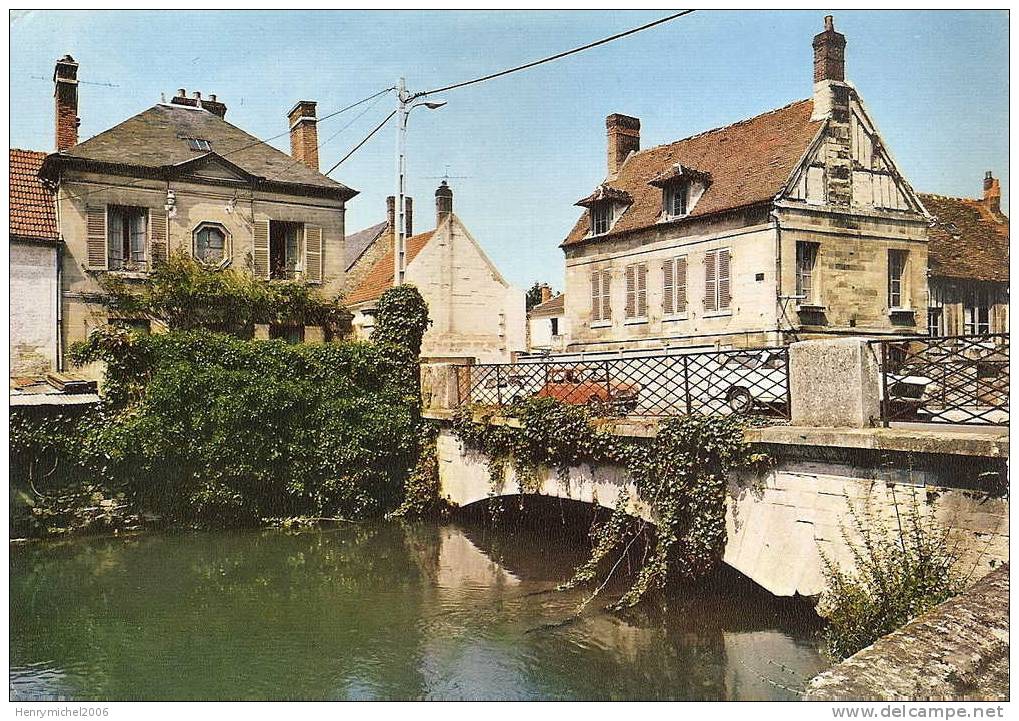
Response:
[771,208,783,347]
[55,178,64,372]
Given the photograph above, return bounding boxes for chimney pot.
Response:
[177,88,186,98]
[605,113,640,177]
[435,180,453,225]
[287,100,319,172]
[193,91,201,99]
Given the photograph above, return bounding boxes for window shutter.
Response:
[636,263,647,317]
[704,250,717,312]
[718,249,731,310]
[591,270,601,320]
[676,256,688,314]
[662,259,675,315]
[601,270,612,321]
[86,206,108,270]
[253,219,270,280]
[625,264,636,318]
[148,209,168,267]
[304,224,323,284]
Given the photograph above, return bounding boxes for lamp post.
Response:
[394,77,446,286]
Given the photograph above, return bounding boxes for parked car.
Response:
[711,350,789,414]
[881,371,934,420]
[536,366,641,413]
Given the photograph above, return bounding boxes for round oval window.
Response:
[195,226,226,262]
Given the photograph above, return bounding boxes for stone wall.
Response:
[805,564,1009,701]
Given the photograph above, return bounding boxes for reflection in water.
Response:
[10,519,828,701]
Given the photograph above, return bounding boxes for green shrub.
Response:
[817,490,961,661]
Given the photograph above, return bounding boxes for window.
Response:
[795,242,819,304]
[550,317,559,337]
[625,263,648,319]
[107,206,147,271]
[270,221,303,280]
[194,224,227,264]
[927,307,944,338]
[270,324,305,344]
[590,269,612,322]
[704,248,731,312]
[887,250,908,309]
[662,256,688,316]
[186,137,212,151]
[964,288,992,335]
[664,183,688,218]
[591,203,612,236]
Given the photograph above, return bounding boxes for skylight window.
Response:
[185,137,212,152]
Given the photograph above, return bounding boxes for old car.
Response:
[536,366,641,413]
[711,350,789,414]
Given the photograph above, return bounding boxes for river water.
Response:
[10,520,828,701]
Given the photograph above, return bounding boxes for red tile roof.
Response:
[529,293,565,317]
[920,194,1009,283]
[10,149,58,242]
[345,230,435,305]
[563,99,823,246]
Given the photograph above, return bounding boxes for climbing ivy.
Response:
[451,398,766,609]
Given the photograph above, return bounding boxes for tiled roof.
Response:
[10,149,58,242]
[529,293,565,317]
[919,194,1009,283]
[345,229,435,305]
[563,99,823,246]
[52,104,355,198]
[345,220,389,272]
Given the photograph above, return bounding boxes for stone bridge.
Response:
[423,338,1010,598]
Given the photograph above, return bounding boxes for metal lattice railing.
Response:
[455,347,791,419]
[870,334,1009,426]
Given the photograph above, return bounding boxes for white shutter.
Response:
[625,264,636,318]
[304,224,323,284]
[676,256,688,314]
[148,209,168,267]
[86,206,108,270]
[662,259,675,315]
[718,249,731,310]
[601,270,612,322]
[636,263,647,317]
[253,219,270,280]
[704,250,717,312]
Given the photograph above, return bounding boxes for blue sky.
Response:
[10,10,1008,291]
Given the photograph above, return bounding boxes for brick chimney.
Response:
[811,15,849,119]
[287,100,319,172]
[386,195,413,237]
[436,180,453,225]
[606,114,640,177]
[540,284,552,304]
[810,16,853,205]
[203,93,227,119]
[53,54,79,151]
[983,171,1001,213]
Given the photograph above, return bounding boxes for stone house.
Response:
[921,174,1009,337]
[345,182,526,363]
[559,17,931,354]
[526,288,569,354]
[34,55,356,366]
[10,149,60,375]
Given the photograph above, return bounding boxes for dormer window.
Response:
[664,182,688,218]
[650,163,711,221]
[575,184,633,239]
[591,203,612,235]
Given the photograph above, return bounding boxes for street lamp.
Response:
[394,77,446,286]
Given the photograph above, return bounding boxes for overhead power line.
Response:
[418,10,695,97]
[324,110,397,175]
